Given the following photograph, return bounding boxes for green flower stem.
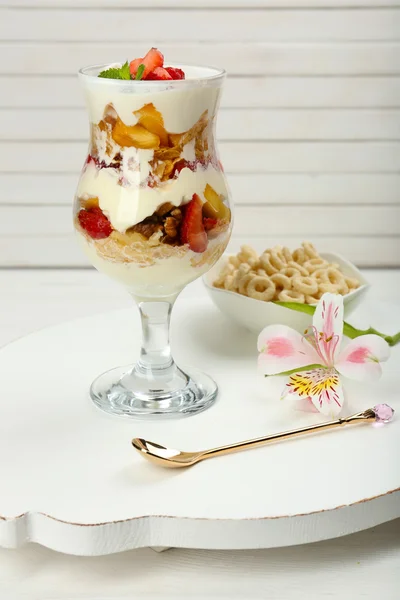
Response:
[273,301,400,347]
[265,364,323,378]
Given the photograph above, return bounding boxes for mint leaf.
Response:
[135,64,145,80]
[119,61,131,80]
[98,61,131,80]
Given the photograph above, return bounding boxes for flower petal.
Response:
[311,293,344,366]
[258,324,321,375]
[335,334,390,382]
[283,367,344,417]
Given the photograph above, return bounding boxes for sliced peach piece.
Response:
[80,196,99,210]
[134,103,169,147]
[169,132,183,147]
[203,184,230,220]
[103,103,118,126]
[112,117,160,149]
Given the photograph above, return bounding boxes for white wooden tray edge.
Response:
[1,490,399,556]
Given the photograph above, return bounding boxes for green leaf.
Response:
[274,301,315,317]
[273,300,400,347]
[135,64,145,80]
[98,61,131,80]
[119,61,131,80]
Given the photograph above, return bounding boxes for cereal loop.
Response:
[270,273,291,292]
[281,246,293,263]
[214,262,235,286]
[292,248,307,264]
[318,283,342,294]
[292,276,318,296]
[238,273,255,295]
[260,252,279,275]
[303,258,329,274]
[247,276,275,302]
[302,241,319,259]
[324,267,348,294]
[312,268,329,283]
[287,261,309,276]
[280,267,301,278]
[305,294,321,305]
[237,245,259,268]
[228,255,240,268]
[345,276,360,290]
[237,262,252,276]
[278,290,305,303]
[269,249,287,271]
[223,274,237,291]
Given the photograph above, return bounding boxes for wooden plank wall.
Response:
[0,0,399,267]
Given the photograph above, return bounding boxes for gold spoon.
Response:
[132,405,393,469]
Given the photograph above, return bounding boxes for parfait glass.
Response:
[74,64,232,418]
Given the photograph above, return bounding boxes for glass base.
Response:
[90,364,218,419]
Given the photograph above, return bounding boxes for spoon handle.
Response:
[198,409,376,462]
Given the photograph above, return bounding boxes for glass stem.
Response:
[136,300,175,376]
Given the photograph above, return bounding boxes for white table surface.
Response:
[0,268,399,600]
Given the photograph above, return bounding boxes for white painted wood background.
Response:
[1,0,400,267]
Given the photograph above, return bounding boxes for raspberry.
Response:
[78,207,113,239]
[165,67,185,80]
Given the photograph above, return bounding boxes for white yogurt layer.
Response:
[78,234,226,298]
[83,84,221,133]
[77,162,229,232]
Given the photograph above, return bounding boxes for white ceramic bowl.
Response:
[203,252,369,334]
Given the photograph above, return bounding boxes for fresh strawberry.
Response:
[129,48,164,79]
[203,217,218,231]
[165,67,185,80]
[78,206,113,239]
[180,194,208,253]
[146,67,173,81]
[129,58,142,76]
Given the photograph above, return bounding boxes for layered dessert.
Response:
[74,48,232,297]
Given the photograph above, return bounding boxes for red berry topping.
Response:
[78,207,113,240]
[129,48,164,79]
[146,66,173,81]
[180,194,208,253]
[203,217,218,231]
[165,67,185,80]
[171,159,192,177]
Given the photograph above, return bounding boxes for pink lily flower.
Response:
[257,293,390,417]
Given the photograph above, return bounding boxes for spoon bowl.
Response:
[132,438,202,468]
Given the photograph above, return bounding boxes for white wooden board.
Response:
[0,298,399,556]
[3,1,400,8]
[4,43,400,76]
[3,8,400,42]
